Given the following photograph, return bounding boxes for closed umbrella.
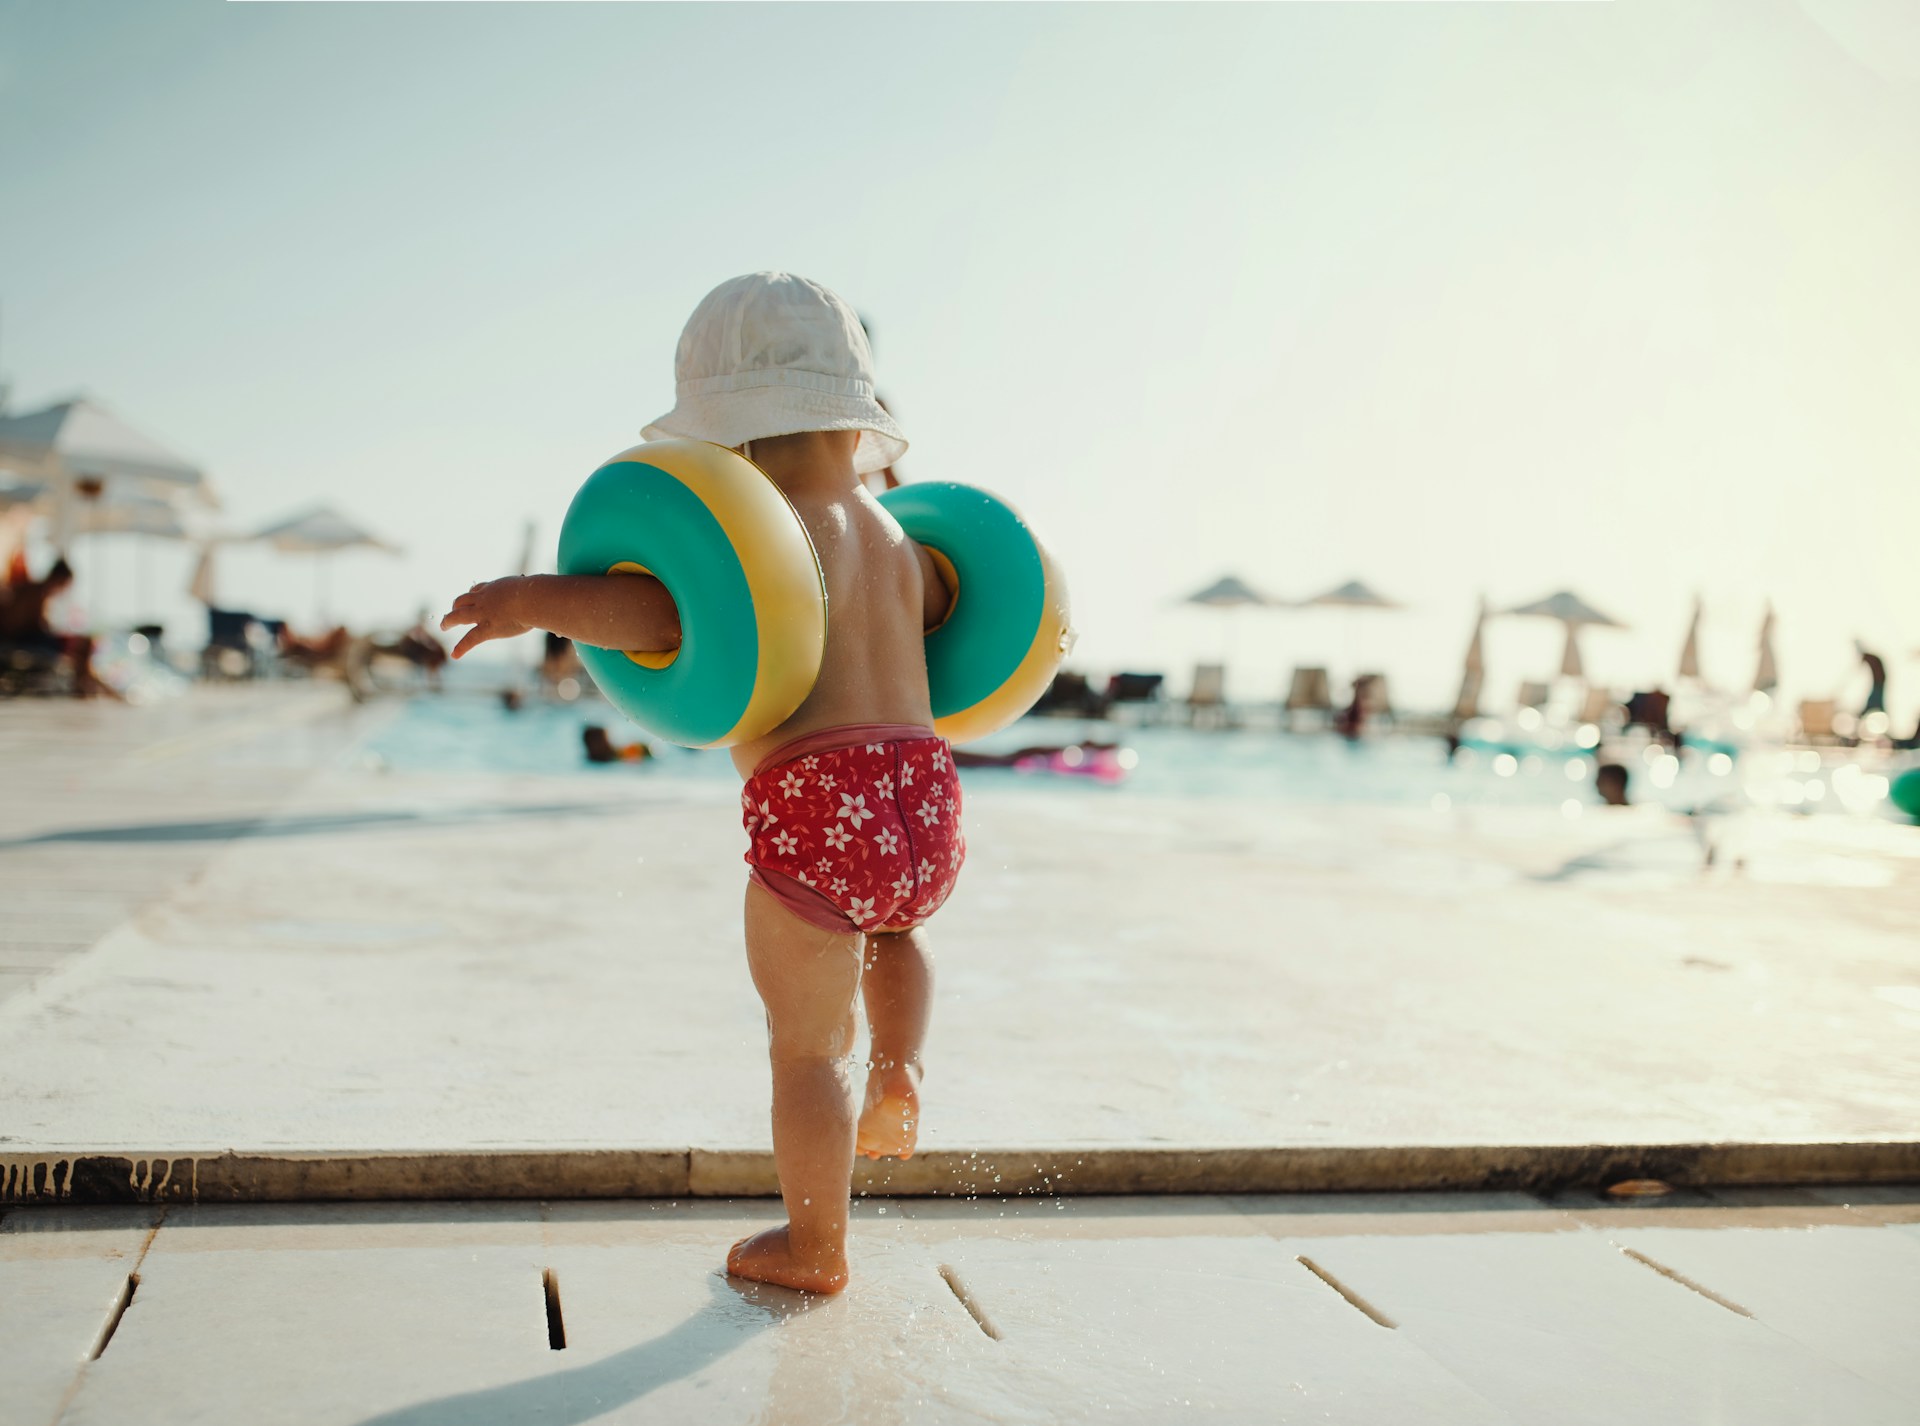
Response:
[1454,597,1488,721]
[1753,603,1779,695]
[1678,595,1703,682]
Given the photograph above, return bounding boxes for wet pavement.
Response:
[7,1188,1920,1425]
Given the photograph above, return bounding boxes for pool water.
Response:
[363,692,1780,814]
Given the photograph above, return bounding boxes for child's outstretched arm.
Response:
[440,573,681,659]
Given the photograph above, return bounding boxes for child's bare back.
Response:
[728,430,943,777]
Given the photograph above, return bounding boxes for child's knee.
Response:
[767,1009,858,1064]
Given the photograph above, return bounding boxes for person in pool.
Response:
[441,273,962,1294]
[581,724,652,764]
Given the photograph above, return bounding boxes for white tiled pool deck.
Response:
[7,1188,1920,1425]
[5,687,1920,1421]
[3,689,1919,1193]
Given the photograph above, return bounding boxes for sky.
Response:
[3,0,1918,721]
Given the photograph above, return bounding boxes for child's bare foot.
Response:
[857,1063,922,1160]
[726,1225,849,1294]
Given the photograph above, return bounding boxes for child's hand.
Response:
[440,579,532,658]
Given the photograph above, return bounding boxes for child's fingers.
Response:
[451,624,495,659]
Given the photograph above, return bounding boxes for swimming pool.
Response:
[360,690,1857,815]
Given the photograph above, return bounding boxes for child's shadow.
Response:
[353,1274,817,1426]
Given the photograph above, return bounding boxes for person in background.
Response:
[0,555,118,699]
[1595,762,1631,807]
[1334,674,1377,741]
[540,631,581,698]
[1858,644,1887,718]
[377,609,449,688]
[582,724,653,764]
[276,622,353,666]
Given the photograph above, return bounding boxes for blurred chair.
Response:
[0,639,70,697]
[1576,686,1616,725]
[1031,669,1105,718]
[1187,662,1230,728]
[201,607,263,680]
[1283,666,1332,729]
[1103,671,1165,722]
[1797,699,1838,743]
[1356,671,1393,721]
[1515,680,1551,711]
[1625,689,1674,741]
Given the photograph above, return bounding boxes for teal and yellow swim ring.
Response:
[558,444,1069,748]
[1891,766,1920,821]
[877,481,1073,744]
[556,440,827,748]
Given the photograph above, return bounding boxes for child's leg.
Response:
[856,925,934,1160]
[727,880,864,1294]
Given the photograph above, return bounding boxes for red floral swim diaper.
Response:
[741,723,966,933]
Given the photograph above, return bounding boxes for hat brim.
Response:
[643,387,907,475]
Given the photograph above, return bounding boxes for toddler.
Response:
[442,273,959,1293]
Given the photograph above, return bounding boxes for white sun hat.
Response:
[642,272,907,476]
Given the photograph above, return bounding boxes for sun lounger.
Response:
[201,607,265,680]
[1282,666,1332,729]
[1187,662,1231,728]
[1798,699,1838,743]
[1356,672,1393,720]
[1577,686,1616,725]
[1031,669,1105,717]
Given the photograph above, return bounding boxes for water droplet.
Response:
[877,1205,888,1215]
[802,1198,811,1206]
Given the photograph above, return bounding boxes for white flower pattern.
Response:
[743,735,964,933]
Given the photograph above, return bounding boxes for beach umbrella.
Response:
[252,505,401,623]
[1180,574,1271,608]
[72,491,197,625]
[1678,595,1703,682]
[1454,597,1487,721]
[0,472,47,510]
[1503,590,1625,687]
[1299,577,1404,678]
[1178,573,1272,669]
[1301,578,1401,610]
[1753,603,1779,694]
[0,398,217,551]
[1504,590,1624,627]
[71,490,190,539]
